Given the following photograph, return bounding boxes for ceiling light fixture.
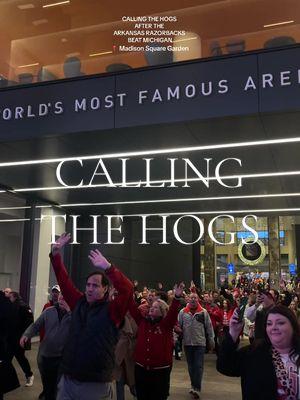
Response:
[0,206,31,210]
[123,207,300,218]
[32,18,48,25]
[42,0,70,8]
[17,62,39,68]
[89,51,113,57]
[10,170,300,193]
[0,218,30,223]
[263,20,294,28]
[18,4,35,9]
[55,191,300,208]
[173,36,198,43]
[0,136,300,167]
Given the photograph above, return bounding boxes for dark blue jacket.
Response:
[61,297,119,382]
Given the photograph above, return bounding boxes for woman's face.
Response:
[149,301,162,318]
[290,301,296,310]
[266,313,293,350]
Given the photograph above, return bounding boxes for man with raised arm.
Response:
[50,233,133,400]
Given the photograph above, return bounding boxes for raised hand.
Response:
[51,233,71,255]
[229,309,244,343]
[174,282,185,298]
[58,296,71,313]
[88,249,111,271]
[20,335,29,348]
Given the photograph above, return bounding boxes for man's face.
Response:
[85,274,108,304]
[147,291,156,305]
[213,292,219,301]
[51,289,60,303]
[4,288,11,298]
[167,290,174,302]
[203,293,210,303]
[189,294,199,308]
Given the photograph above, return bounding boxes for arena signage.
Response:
[0,47,299,140]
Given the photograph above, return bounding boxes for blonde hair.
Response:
[156,299,169,318]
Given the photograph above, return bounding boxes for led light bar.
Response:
[43,1,70,8]
[10,169,300,193]
[0,136,300,167]
[264,20,294,28]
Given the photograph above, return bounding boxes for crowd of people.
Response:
[1,233,300,399]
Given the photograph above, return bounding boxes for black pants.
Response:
[135,364,171,400]
[13,346,33,378]
[38,355,61,400]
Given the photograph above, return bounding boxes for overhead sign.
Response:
[0,47,299,140]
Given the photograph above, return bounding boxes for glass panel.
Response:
[0,193,26,291]
[0,0,298,87]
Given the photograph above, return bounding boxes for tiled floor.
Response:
[6,344,242,399]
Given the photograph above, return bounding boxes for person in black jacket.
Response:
[217,304,300,400]
[0,290,20,400]
[9,291,34,386]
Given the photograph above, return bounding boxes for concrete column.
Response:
[203,218,216,290]
[268,216,280,290]
[192,219,201,289]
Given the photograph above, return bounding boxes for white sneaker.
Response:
[25,375,34,387]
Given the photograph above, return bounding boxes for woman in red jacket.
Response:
[129,283,184,400]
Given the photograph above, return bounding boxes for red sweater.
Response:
[129,298,180,369]
[204,303,223,330]
[50,253,133,327]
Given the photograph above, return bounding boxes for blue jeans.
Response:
[184,345,205,392]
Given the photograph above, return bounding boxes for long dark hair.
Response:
[264,305,300,366]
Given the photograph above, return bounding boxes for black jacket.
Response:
[61,297,119,382]
[217,334,277,400]
[0,291,20,394]
[0,292,15,359]
[13,299,34,338]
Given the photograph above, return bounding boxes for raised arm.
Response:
[162,283,184,329]
[50,233,82,310]
[127,294,143,325]
[217,309,244,375]
[20,310,47,347]
[88,249,133,327]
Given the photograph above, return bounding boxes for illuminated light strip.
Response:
[10,169,300,193]
[123,207,300,218]
[42,0,70,8]
[2,207,300,222]
[1,136,300,167]
[4,190,300,210]
[0,206,31,210]
[89,51,113,57]
[173,36,198,43]
[263,20,294,28]
[56,192,300,208]
[0,218,30,222]
[18,63,39,68]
